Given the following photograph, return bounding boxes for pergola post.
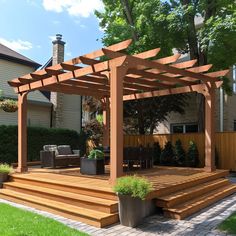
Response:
[102,97,110,147]
[204,85,216,172]
[110,64,127,184]
[17,92,28,173]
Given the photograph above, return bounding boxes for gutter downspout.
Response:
[220,88,224,132]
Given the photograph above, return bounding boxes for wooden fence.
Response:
[124,132,236,171]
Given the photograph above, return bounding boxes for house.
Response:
[156,60,236,134]
[0,43,51,127]
[0,35,82,133]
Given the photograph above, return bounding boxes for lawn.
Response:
[218,212,236,234]
[0,203,89,236]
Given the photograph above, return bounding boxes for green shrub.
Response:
[88,149,104,160]
[113,175,153,200]
[153,142,162,165]
[0,125,87,164]
[174,139,186,166]
[186,141,199,167]
[160,141,175,166]
[0,163,12,174]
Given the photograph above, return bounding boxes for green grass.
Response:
[0,203,89,236]
[218,212,236,234]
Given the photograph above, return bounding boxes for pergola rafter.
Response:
[8,39,230,183]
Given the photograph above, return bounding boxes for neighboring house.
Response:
[0,43,51,127]
[41,35,82,133]
[156,65,236,134]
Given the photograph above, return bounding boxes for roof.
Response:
[8,39,229,100]
[0,43,41,69]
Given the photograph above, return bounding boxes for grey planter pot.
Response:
[118,194,156,227]
[80,158,105,175]
[0,173,9,184]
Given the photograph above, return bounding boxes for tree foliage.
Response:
[96,0,236,69]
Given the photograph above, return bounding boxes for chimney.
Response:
[52,34,65,65]
[50,34,65,128]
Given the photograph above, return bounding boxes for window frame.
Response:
[171,122,199,134]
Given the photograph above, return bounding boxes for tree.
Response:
[95,0,236,133]
[124,94,188,134]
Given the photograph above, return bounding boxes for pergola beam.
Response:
[123,81,223,101]
[102,49,218,83]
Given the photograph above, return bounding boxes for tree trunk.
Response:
[120,0,139,41]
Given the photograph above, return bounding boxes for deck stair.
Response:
[155,174,236,220]
[0,173,119,228]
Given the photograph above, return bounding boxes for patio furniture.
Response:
[123,146,153,170]
[40,145,80,168]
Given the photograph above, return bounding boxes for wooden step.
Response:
[0,189,119,228]
[11,174,117,201]
[156,178,230,208]
[149,170,229,198]
[163,184,236,220]
[4,182,118,214]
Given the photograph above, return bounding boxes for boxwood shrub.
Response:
[0,125,87,164]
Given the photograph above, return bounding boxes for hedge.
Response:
[0,125,87,164]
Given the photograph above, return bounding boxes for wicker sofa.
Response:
[40,145,80,168]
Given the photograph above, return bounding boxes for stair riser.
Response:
[149,171,229,198]
[0,193,119,227]
[164,187,236,220]
[11,177,117,201]
[156,180,230,208]
[4,185,118,214]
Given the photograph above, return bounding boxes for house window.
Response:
[171,123,198,133]
[233,65,236,94]
[234,120,236,131]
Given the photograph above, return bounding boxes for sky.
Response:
[0,0,105,66]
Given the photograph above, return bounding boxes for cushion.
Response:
[43,145,58,156]
[57,145,72,155]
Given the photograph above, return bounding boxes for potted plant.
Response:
[0,163,12,186]
[80,149,105,175]
[0,99,18,112]
[186,141,199,167]
[113,175,155,227]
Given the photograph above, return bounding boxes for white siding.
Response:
[0,104,51,128]
[0,58,51,127]
[61,94,81,132]
[0,59,50,103]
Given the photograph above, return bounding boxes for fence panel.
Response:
[124,132,236,171]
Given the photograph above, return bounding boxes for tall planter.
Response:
[80,158,105,175]
[0,173,8,183]
[118,194,156,227]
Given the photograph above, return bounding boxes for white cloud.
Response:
[42,0,104,18]
[49,35,56,41]
[0,38,33,52]
[66,52,72,57]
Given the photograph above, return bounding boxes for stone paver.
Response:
[0,177,236,236]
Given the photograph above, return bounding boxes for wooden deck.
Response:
[0,166,235,227]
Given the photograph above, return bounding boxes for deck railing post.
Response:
[102,97,110,147]
[17,92,28,173]
[109,58,128,184]
[204,85,216,172]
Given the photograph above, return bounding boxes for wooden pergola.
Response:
[8,39,229,183]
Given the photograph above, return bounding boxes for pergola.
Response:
[8,39,229,183]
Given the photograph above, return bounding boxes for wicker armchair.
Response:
[40,145,80,168]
